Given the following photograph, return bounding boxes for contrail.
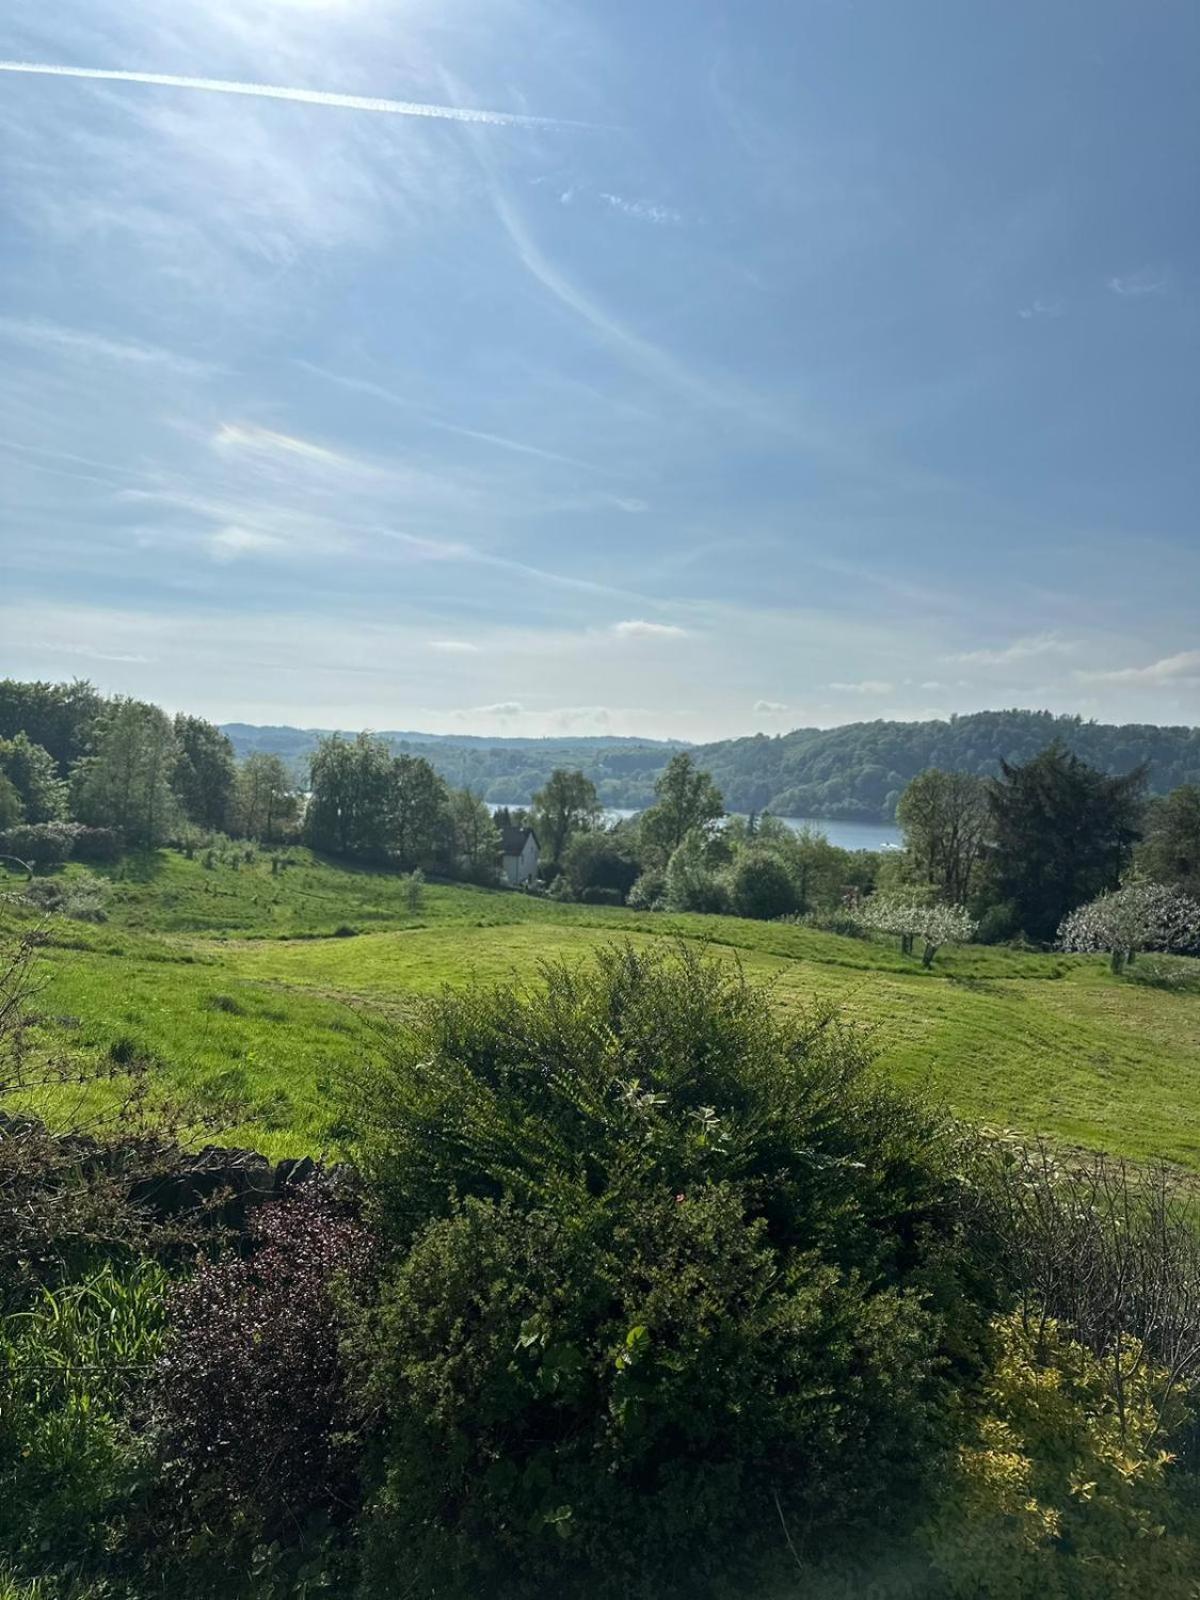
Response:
[0,60,572,128]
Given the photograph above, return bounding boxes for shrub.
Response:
[344,946,989,1599]
[154,1184,374,1537]
[560,834,639,902]
[23,873,110,923]
[69,828,121,864]
[404,868,425,914]
[973,899,1020,945]
[0,823,82,867]
[726,849,799,920]
[579,884,623,906]
[780,909,867,938]
[626,869,665,910]
[663,832,730,915]
[920,1311,1200,1597]
[1124,954,1200,992]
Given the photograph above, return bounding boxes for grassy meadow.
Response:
[5,847,1200,1165]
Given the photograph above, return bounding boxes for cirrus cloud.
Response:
[1076,650,1200,686]
[612,619,687,639]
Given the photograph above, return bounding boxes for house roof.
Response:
[500,825,538,857]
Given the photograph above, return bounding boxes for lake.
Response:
[597,809,902,853]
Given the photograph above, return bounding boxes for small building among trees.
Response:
[500,824,539,886]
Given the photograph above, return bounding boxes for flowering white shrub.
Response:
[1057,881,1200,973]
[856,894,978,967]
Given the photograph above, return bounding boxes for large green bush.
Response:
[344,946,991,1599]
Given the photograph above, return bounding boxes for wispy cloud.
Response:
[458,701,523,717]
[0,315,214,376]
[753,699,788,713]
[0,60,577,129]
[612,619,687,639]
[490,184,715,401]
[429,639,481,654]
[828,679,893,694]
[214,422,351,468]
[1076,650,1200,686]
[1017,298,1063,320]
[297,362,602,473]
[1107,269,1167,298]
[950,634,1074,667]
[208,525,287,562]
[599,192,683,225]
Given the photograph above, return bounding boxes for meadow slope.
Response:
[5,849,1200,1165]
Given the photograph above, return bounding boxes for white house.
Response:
[500,824,540,886]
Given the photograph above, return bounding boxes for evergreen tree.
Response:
[987,743,1146,941]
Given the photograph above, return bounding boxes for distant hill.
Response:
[691,709,1200,821]
[222,709,1200,819]
[220,725,688,808]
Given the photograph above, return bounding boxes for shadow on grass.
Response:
[109,849,169,884]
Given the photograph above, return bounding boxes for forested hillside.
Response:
[221,710,1200,819]
[694,709,1200,819]
[221,724,683,808]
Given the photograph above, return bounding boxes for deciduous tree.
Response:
[304,734,396,860]
[70,698,179,848]
[172,714,237,831]
[857,893,978,967]
[639,753,724,864]
[0,733,68,823]
[234,753,295,842]
[0,678,103,775]
[1139,785,1200,897]
[532,768,601,866]
[1057,880,1200,972]
[897,769,989,903]
[448,789,501,884]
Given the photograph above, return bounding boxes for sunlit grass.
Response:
[5,848,1199,1166]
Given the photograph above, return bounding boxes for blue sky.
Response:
[2,0,1197,739]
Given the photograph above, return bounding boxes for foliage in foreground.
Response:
[7,938,1200,1599]
[343,945,991,1596]
[0,1262,166,1567]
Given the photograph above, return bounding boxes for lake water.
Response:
[598,809,902,853]
[494,805,902,852]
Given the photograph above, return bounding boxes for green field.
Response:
[6,848,1200,1166]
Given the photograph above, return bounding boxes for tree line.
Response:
[509,741,1200,963]
[0,680,500,882]
[4,680,1198,956]
[221,705,1200,819]
[692,707,1200,820]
